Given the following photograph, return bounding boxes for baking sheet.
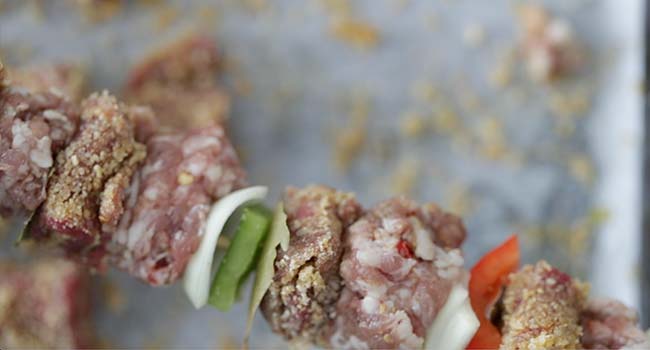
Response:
[0,0,645,346]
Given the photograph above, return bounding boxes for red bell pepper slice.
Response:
[466,235,520,349]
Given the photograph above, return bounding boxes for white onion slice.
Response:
[423,284,480,350]
[183,186,268,309]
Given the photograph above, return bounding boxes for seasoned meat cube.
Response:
[125,34,229,130]
[8,63,86,102]
[110,125,247,285]
[330,197,467,350]
[0,64,80,216]
[0,259,93,348]
[581,298,649,349]
[34,91,146,268]
[500,260,588,350]
[262,185,362,344]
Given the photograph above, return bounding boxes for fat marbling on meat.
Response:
[109,125,247,285]
[330,196,467,350]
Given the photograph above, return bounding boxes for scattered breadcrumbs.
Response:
[568,153,595,186]
[475,116,507,160]
[332,93,369,171]
[430,103,461,134]
[568,207,609,256]
[522,207,608,264]
[390,158,420,195]
[445,182,474,217]
[549,88,591,118]
[399,111,427,137]
[330,18,381,50]
[454,77,481,112]
[489,49,516,89]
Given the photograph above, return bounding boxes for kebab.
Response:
[0,37,647,349]
[1,54,474,348]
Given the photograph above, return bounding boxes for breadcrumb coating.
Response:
[500,260,588,350]
[262,185,362,344]
[36,91,145,262]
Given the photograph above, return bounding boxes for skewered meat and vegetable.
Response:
[0,32,647,350]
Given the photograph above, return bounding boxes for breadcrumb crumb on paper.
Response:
[549,89,591,118]
[399,111,427,137]
[475,116,507,160]
[331,94,369,171]
[445,182,474,217]
[568,207,608,256]
[431,103,462,135]
[568,153,595,186]
[330,18,381,50]
[390,158,420,195]
[489,49,516,89]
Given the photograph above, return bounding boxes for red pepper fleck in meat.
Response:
[396,239,414,259]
